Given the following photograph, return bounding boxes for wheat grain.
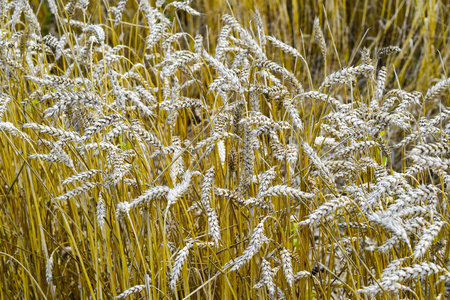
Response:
[222,14,265,59]
[368,212,410,245]
[0,122,31,141]
[255,59,303,93]
[54,182,100,201]
[130,123,164,152]
[226,217,269,271]
[116,285,146,298]
[360,47,371,64]
[377,45,401,59]
[146,23,166,50]
[96,193,106,230]
[319,64,374,91]
[168,171,197,209]
[413,221,445,259]
[299,196,352,227]
[46,250,54,285]
[313,17,327,59]
[294,271,310,282]
[259,185,314,200]
[61,170,104,186]
[170,240,194,291]
[266,35,306,62]
[425,78,450,101]
[256,167,277,197]
[280,249,294,288]
[23,123,80,141]
[253,258,278,298]
[113,0,129,27]
[300,91,342,107]
[83,24,105,45]
[199,168,221,244]
[253,10,265,48]
[167,1,201,16]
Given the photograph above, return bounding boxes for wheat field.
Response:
[1,0,450,299]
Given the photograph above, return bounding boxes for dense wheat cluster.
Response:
[2,0,450,299]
